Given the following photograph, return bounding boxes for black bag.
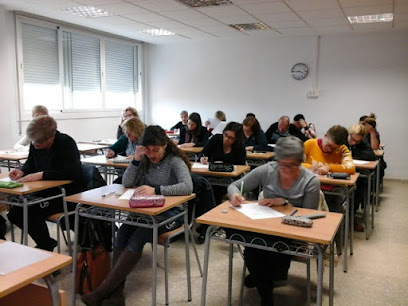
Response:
[209,162,234,172]
[327,172,350,180]
[76,218,112,295]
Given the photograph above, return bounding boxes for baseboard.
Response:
[384,178,408,183]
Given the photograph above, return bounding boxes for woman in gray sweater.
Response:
[228,136,320,306]
[82,125,193,306]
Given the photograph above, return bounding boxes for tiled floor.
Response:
[3,179,408,305]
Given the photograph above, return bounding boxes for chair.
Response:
[47,164,106,254]
[155,199,203,305]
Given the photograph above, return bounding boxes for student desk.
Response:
[191,163,250,187]
[354,160,379,240]
[0,150,28,171]
[373,149,384,210]
[246,151,275,167]
[79,139,116,146]
[81,155,129,183]
[197,202,343,306]
[76,143,109,157]
[179,146,203,162]
[0,173,72,247]
[318,173,359,273]
[65,184,195,306]
[0,240,72,306]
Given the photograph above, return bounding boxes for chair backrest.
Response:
[81,164,107,190]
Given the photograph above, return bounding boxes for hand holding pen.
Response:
[200,154,209,165]
[230,181,245,207]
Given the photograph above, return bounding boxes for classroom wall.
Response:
[145,31,408,180]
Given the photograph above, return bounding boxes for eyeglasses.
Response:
[278,162,300,169]
[223,133,236,141]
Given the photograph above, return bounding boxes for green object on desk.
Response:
[0,181,23,188]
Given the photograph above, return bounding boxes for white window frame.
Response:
[15,15,144,122]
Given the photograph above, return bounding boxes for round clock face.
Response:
[291,63,308,80]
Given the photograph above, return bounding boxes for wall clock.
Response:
[291,63,308,80]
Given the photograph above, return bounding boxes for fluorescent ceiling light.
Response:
[230,23,269,31]
[138,29,176,36]
[177,0,232,7]
[61,6,113,18]
[348,13,393,24]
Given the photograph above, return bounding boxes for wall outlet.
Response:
[307,89,319,98]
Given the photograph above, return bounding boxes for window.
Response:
[17,16,142,117]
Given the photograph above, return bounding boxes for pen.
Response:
[240,181,244,196]
[101,191,115,198]
[290,209,298,216]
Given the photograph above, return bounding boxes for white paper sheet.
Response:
[119,188,136,200]
[0,177,13,182]
[267,144,276,148]
[0,241,52,275]
[192,162,209,169]
[353,159,369,165]
[232,203,285,220]
[207,118,221,129]
[211,121,228,135]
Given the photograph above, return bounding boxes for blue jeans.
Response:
[114,207,182,253]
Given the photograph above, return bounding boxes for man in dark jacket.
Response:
[265,115,307,144]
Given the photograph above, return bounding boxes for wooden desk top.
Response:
[0,240,72,298]
[374,149,384,157]
[0,173,72,195]
[81,155,130,168]
[191,163,250,177]
[197,201,343,245]
[246,151,275,159]
[353,160,379,170]
[79,139,116,146]
[76,143,109,152]
[179,147,203,154]
[0,150,28,161]
[318,173,359,186]
[65,184,196,215]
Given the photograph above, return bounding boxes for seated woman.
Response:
[243,116,268,152]
[204,110,226,134]
[177,112,209,148]
[8,116,86,251]
[106,117,145,159]
[117,106,140,139]
[13,105,48,151]
[228,136,320,305]
[82,125,193,306]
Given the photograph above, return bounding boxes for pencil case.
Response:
[326,172,350,180]
[129,194,165,208]
[111,159,132,163]
[282,216,313,227]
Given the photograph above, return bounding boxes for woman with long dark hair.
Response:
[178,112,209,148]
[82,125,193,306]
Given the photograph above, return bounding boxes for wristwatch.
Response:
[304,125,309,130]
[283,199,289,205]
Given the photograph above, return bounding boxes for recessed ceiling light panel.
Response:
[138,29,176,36]
[230,23,269,31]
[61,6,113,18]
[348,13,393,24]
[177,0,232,8]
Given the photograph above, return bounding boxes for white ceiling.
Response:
[0,0,407,44]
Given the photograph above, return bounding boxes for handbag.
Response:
[209,162,234,172]
[129,194,165,208]
[76,218,111,295]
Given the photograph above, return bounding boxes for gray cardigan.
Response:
[228,161,320,209]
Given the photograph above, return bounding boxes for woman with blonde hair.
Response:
[117,106,140,139]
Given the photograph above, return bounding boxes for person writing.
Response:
[8,115,86,251]
[265,115,307,144]
[228,136,320,306]
[106,117,145,159]
[242,116,268,152]
[81,125,193,306]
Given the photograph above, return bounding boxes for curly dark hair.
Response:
[327,125,348,146]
